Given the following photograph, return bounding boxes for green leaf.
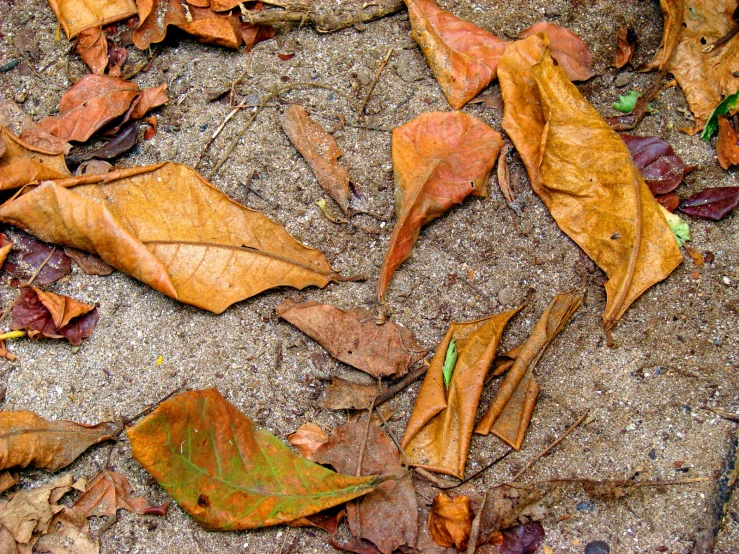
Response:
[613,91,640,113]
[701,91,739,141]
[442,338,458,388]
[659,205,690,247]
[127,388,381,530]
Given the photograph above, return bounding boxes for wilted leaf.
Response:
[34,509,98,554]
[127,388,382,530]
[18,128,72,156]
[405,0,507,109]
[651,0,684,71]
[0,127,71,191]
[314,419,418,554]
[0,163,341,314]
[287,423,329,461]
[76,27,108,75]
[495,522,546,554]
[64,248,115,276]
[69,470,168,518]
[717,115,739,168]
[0,412,119,472]
[620,134,686,195]
[613,26,637,68]
[428,493,472,550]
[518,22,594,81]
[66,122,141,165]
[498,34,682,328]
[241,2,276,52]
[1,229,71,286]
[46,0,137,38]
[321,377,378,410]
[656,192,680,212]
[378,111,501,302]
[276,300,425,378]
[678,186,739,220]
[478,484,545,543]
[282,106,352,214]
[401,309,518,478]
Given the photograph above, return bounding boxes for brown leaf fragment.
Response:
[288,423,329,461]
[322,377,378,410]
[1,230,71,286]
[0,127,71,191]
[498,35,682,326]
[656,192,680,212]
[0,101,35,134]
[477,484,545,545]
[717,115,739,169]
[76,27,108,75]
[276,300,425,378]
[68,470,169,518]
[46,0,138,38]
[66,122,141,165]
[34,509,99,554]
[652,0,684,71]
[64,248,115,276]
[314,419,418,554]
[241,2,276,52]
[0,471,18,494]
[428,493,472,550]
[405,0,507,109]
[378,111,502,302]
[281,105,352,214]
[518,22,594,81]
[401,309,519,478]
[18,129,72,156]
[0,235,12,269]
[613,26,637,68]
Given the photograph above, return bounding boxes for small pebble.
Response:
[585,540,611,554]
[497,286,517,305]
[614,73,632,88]
[576,502,596,513]
[723,276,731,285]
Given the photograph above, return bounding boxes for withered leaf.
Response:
[498,35,682,327]
[405,0,507,109]
[11,286,99,345]
[282,105,352,214]
[241,2,276,52]
[66,122,141,165]
[401,309,518,478]
[0,471,18,495]
[0,127,71,191]
[276,300,425,378]
[18,128,72,156]
[1,229,71,286]
[68,470,168,518]
[478,484,545,544]
[0,163,341,313]
[64,248,115,276]
[378,111,501,303]
[678,186,739,220]
[517,22,594,81]
[621,134,686,195]
[127,388,382,530]
[46,0,137,38]
[717,115,739,169]
[34,509,98,554]
[428,493,472,550]
[613,26,637,68]
[314,419,418,554]
[656,192,680,213]
[287,423,329,461]
[495,522,546,554]
[0,412,119,472]
[321,377,378,410]
[76,27,108,75]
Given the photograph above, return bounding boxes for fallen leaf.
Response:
[478,484,546,544]
[68,470,168,518]
[702,90,739,140]
[518,22,594,81]
[0,234,12,269]
[607,77,663,131]
[18,128,72,156]
[76,27,108,75]
[613,26,637,68]
[651,0,684,71]
[405,0,507,109]
[46,0,137,38]
[496,522,546,554]
[107,41,128,78]
[143,115,158,140]
[0,412,119,472]
[0,471,18,494]
[498,34,682,328]
[276,300,425,378]
[413,479,459,554]
[401,309,518,478]
[620,134,686,194]
[64,248,115,276]
[655,192,680,212]
[378,111,501,302]
[281,106,353,214]
[0,127,71,191]
[678,186,739,220]
[314,419,418,554]
[287,423,329,461]
[0,163,341,314]
[428,493,472,550]
[717,115,739,168]
[1,229,71,286]
[321,377,378,410]
[0,101,35,135]
[11,286,99,345]
[34,509,99,554]
[241,2,276,52]
[66,122,141,165]
[127,388,383,530]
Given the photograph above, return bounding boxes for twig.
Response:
[123,382,188,426]
[414,467,455,488]
[356,378,381,476]
[465,489,488,554]
[374,363,428,406]
[243,169,256,204]
[511,409,590,482]
[442,449,513,490]
[374,405,409,467]
[360,48,393,116]
[709,408,739,423]
[230,55,253,106]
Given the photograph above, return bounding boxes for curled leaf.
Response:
[441,338,457,388]
[287,423,329,461]
[620,134,686,194]
[717,115,739,169]
[69,469,168,518]
[75,27,108,75]
[518,22,594,81]
[46,0,137,38]
[613,26,637,68]
[428,493,472,550]
[0,127,71,191]
[678,186,739,220]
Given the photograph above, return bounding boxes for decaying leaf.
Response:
[46,0,137,38]
[0,127,71,191]
[651,0,684,71]
[1,229,71,286]
[287,423,329,461]
[717,115,739,169]
[621,134,686,195]
[66,122,142,165]
[0,163,341,314]
[18,128,72,156]
[405,0,507,109]
[0,234,11,269]
[321,377,378,410]
[0,411,119,472]
[378,111,501,302]
[613,25,637,68]
[428,493,472,550]
[678,186,739,220]
[0,472,18,495]
[518,22,594,81]
[127,388,382,530]
[498,34,682,328]
[402,309,518,478]
[240,2,276,52]
[64,248,115,276]
[493,522,546,554]
[282,105,353,214]
[478,484,545,544]
[76,27,108,75]
[68,470,168,518]
[314,419,418,554]
[276,300,425,378]
[34,509,98,554]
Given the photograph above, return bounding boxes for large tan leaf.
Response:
[405,0,507,109]
[0,163,341,313]
[46,0,137,38]
[0,127,70,191]
[498,35,682,328]
[378,111,501,303]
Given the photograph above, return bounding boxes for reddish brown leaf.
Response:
[241,3,276,52]
[76,27,108,75]
[321,377,378,410]
[378,111,501,302]
[144,115,158,140]
[496,522,546,554]
[656,192,680,212]
[405,0,507,109]
[46,0,137,38]
[18,128,72,156]
[287,423,329,461]
[0,234,12,269]
[1,230,71,286]
[129,84,168,121]
[717,115,739,169]
[0,127,71,191]
[276,300,425,378]
[67,122,141,165]
[678,186,739,220]
[620,134,686,195]
[107,41,128,78]
[428,493,472,550]
[64,248,115,276]
[612,25,637,68]
[518,22,594,81]
[69,470,168,518]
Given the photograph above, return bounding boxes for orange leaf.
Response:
[69,470,168,518]
[46,0,137,38]
[517,22,594,81]
[717,115,739,169]
[0,127,70,191]
[428,493,472,550]
[75,27,108,75]
[612,25,637,69]
[288,423,329,461]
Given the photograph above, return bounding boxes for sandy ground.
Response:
[1,0,738,552]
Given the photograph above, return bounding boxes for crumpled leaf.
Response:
[378,111,501,302]
[282,105,353,214]
[0,163,341,314]
[64,248,115,276]
[37,75,167,143]
[1,229,71,286]
[428,493,472,550]
[127,388,382,530]
[0,127,71,191]
[321,377,378,410]
[478,484,545,544]
[620,134,686,195]
[495,522,546,554]
[314,419,418,554]
[717,115,739,168]
[276,300,425,378]
[613,25,637,68]
[11,286,99,345]
[517,22,594,81]
[678,186,739,220]
[401,309,518,478]
[66,122,141,165]
[498,34,682,328]
[287,423,329,461]
[0,412,119,472]
[75,27,108,75]
[405,0,507,109]
[68,470,168,518]
[34,509,98,554]
[46,0,137,38]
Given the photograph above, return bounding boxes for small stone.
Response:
[497,286,517,306]
[393,49,427,82]
[576,502,596,512]
[723,276,731,285]
[545,5,562,17]
[614,73,632,88]
[648,447,657,460]
[585,541,611,554]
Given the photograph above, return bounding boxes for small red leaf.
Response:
[620,134,685,194]
[678,186,739,220]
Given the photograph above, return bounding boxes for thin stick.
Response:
[414,467,455,488]
[465,489,488,554]
[511,408,590,482]
[123,382,188,426]
[360,48,392,116]
[375,363,427,406]
[356,378,381,476]
[243,169,256,204]
[709,408,739,423]
[374,405,409,467]
[442,449,513,490]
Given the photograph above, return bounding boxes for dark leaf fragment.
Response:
[620,134,686,194]
[496,522,546,554]
[64,248,115,276]
[1,230,71,286]
[678,186,739,220]
[66,122,141,165]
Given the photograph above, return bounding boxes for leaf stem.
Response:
[0,330,25,341]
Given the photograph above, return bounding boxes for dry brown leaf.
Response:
[287,423,329,461]
[517,22,594,81]
[378,111,501,303]
[0,163,341,313]
[64,248,115,276]
[405,0,507,109]
[75,27,108,75]
[276,300,425,378]
[282,105,352,214]
[46,0,137,38]
[18,128,72,156]
[612,25,637,68]
[478,484,545,543]
[0,127,71,191]
[321,377,378,410]
[34,509,98,554]
[0,238,12,269]
[652,0,685,71]
[498,34,682,328]
[428,492,472,550]
[68,470,168,518]
[0,472,18,495]
[401,309,518,478]
[717,115,739,168]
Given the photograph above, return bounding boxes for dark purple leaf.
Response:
[66,122,140,165]
[655,192,680,212]
[499,522,545,554]
[678,186,739,220]
[1,229,71,285]
[620,135,685,194]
